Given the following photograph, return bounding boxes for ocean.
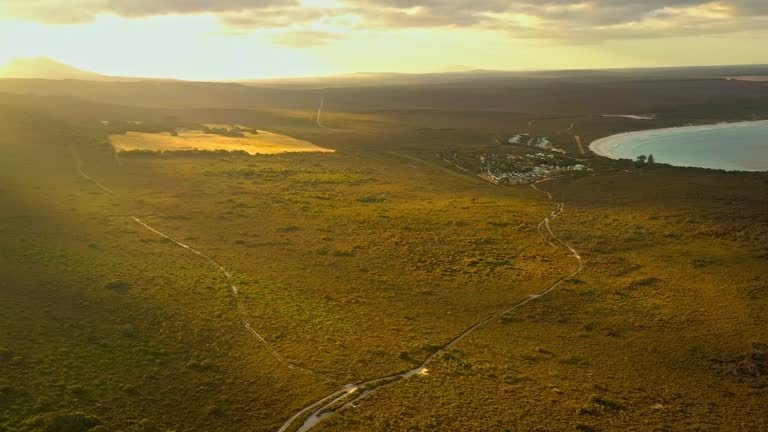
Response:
[590,121,768,172]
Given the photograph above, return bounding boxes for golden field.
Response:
[110,129,334,155]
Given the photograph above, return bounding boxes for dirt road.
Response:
[278,180,584,432]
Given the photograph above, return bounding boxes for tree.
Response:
[634,155,647,168]
[647,154,655,165]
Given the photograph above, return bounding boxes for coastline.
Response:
[589,120,768,160]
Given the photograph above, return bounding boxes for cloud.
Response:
[3,0,768,42]
[0,0,104,24]
[107,0,296,16]
[0,0,296,23]
[270,30,344,47]
[218,7,345,28]
[339,0,768,40]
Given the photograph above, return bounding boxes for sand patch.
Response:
[724,76,768,82]
[601,114,655,120]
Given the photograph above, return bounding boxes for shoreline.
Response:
[589,120,768,160]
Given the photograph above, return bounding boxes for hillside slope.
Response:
[0,57,109,80]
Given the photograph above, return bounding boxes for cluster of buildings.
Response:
[507,134,566,154]
[478,152,589,185]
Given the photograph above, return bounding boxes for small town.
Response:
[479,152,590,184]
[441,149,591,185]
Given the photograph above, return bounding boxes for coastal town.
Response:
[478,152,590,184]
[440,132,593,185]
[441,152,591,185]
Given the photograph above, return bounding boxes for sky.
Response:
[1,0,767,79]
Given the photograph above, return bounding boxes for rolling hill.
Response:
[0,57,110,80]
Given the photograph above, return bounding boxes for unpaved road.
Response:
[72,147,114,194]
[130,216,328,379]
[73,144,584,432]
[72,148,330,381]
[279,180,584,432]
[316,97,330,129]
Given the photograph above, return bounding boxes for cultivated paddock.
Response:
[111,129,334,155]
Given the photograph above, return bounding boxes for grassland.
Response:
[1,105,571,431]
[111,129,333,155]
[314,170,768,431]
[0,72,767,432]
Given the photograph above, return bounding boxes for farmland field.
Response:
[111,129,334,155]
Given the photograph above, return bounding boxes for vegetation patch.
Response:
[578,395,623,416]
[18,411,102,432]
[713,343,768,389]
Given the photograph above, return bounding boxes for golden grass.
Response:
[110,130,334,155]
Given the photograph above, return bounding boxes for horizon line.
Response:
[2,56,768,83]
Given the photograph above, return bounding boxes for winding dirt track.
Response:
[130,216,330,380]
[72,147,114,194]
[316,97,330,130]
[72,146,584,431]
[278,180,584,432]
[71,149,332,382]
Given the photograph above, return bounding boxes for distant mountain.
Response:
[0,57,179,82]
[0,57,111,80]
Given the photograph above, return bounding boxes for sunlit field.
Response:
[111,129,334,155]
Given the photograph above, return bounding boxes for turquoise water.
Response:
[591,121,768,172]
